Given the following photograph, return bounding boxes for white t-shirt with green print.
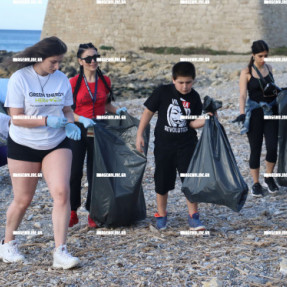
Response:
[5,65,73,150]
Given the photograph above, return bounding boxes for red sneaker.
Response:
[88,215,98,228]
[69,211,79,227]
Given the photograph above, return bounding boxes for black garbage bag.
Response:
[182,116,248,212]
[203,95,222,113]
[277,90,287,186]
[90,112,149,227]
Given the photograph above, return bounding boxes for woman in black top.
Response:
[237,40,279,197]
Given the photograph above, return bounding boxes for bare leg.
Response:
[186,200,198,216]
[42,148,72,248]
[265,161,276,176]
[250,168,260,183]
[5,159,41,242]
[156,193,168,216]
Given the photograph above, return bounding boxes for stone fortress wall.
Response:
[42,0,287,53]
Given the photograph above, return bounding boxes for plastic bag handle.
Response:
[211,116,220,160]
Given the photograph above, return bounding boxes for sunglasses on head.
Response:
[80,55,101,63]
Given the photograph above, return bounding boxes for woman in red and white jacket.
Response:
[69,43,126,227]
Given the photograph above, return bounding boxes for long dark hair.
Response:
[72,43,113,110]
[248,40,269,74]
[9,36,67,71]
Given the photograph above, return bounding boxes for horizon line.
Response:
[0,29,42,31]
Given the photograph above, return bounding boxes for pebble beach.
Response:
[1,52,287,286]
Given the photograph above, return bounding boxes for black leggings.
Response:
[247,108,278,169]
[69,123,94,212]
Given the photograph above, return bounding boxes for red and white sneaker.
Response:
[0,239,25,263]
[69,211,79,227]
[88,215,98,228]
[53,245,80,269]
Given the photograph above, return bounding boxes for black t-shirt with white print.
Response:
[144,84,202,145]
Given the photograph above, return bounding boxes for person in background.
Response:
[0,36,81,269]
[235,40,279,197]
[0,79,9,104]
[0,79,10,167]
[0,112,10,167]
[68,43,126,227]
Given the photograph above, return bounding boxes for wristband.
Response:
[45,116,48,126]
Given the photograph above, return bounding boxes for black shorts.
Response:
[7,135,71,162]
[154,140,197,195]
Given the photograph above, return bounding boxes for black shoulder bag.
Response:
[252,64,281,97]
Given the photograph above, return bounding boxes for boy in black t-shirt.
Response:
[136,62,209,230]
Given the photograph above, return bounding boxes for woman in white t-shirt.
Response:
[0,37,80,269]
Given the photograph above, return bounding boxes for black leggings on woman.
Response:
[247,107,278,169]
[69,123,94,212]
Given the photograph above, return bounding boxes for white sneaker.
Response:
[53,245,80,269]
[0,239,25,263]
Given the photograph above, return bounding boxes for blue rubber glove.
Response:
[78,116,96,128]
[65,123,81,141]
[116,107,127,115]
[46,116,68,128]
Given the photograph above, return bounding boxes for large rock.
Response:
[121,65,135,74]
[0,67,9,78]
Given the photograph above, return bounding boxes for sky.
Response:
[0,0,49,30]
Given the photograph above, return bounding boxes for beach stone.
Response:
[121,65,134,74]
[142,62,157,70]
[229,70,241,80]
[27,214,33,221]
[202,278,223,287]
[63,66,77,78]
[128,83,136,89]
[280,258,287,275]
[34,222,41,229]
[208,64,218,69]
